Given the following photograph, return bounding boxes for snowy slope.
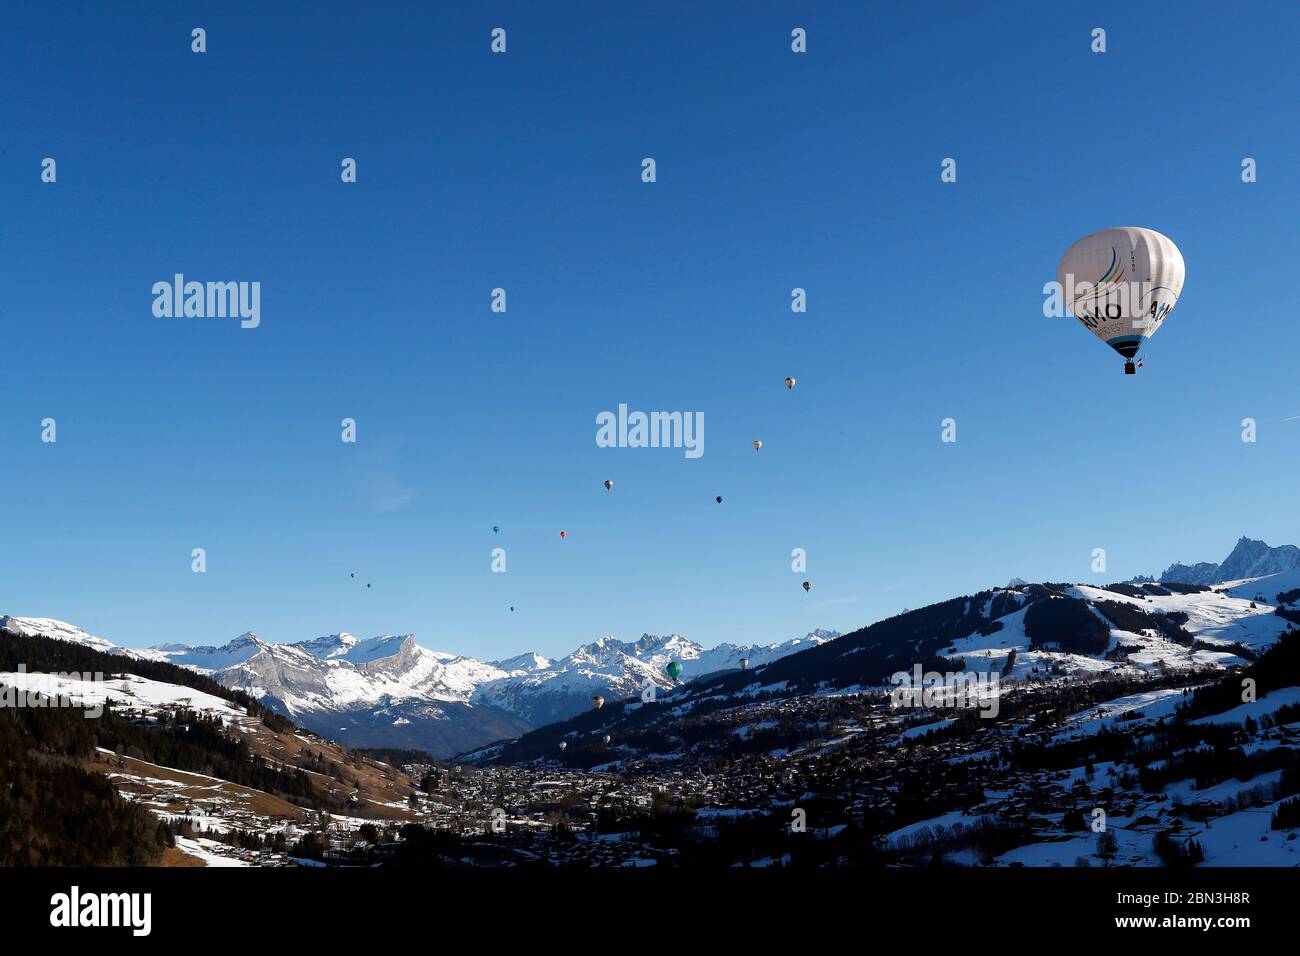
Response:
[0,616,134,657]
[934,582,1289,688]
[0,667,247,719]
[1069,582,1289,654]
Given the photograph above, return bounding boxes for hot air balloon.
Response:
[367,583,372,589]
[785,376,796,390]
[665,660,682,681]
[753,440,762,451]
[604,479,613,491]
[1056,227,1185,374]
[509,606,515,613]
[802,581,811,592]
[591,695,605,710]
[493,526,500,534]
[603,734,611,745]
[559,530,567,539]
[559,741,567,751]
[350,572,356,578]
[715,496,723,504]
[739,658,750,670]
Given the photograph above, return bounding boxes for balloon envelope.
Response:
[665,661,682,680]
[753,440,762,450]
[604,479,613,490]
[802,581,811,592]
[591,695,605,710]
[1056,227,1184,365]
[785,376,796,389]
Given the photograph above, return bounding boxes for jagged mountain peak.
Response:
[1159,536,1300,585]
[491,651,553,673]
[292,632,359,658]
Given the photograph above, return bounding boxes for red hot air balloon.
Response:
[559,530,567,539]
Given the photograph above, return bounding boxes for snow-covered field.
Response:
[939,578,1291,686]
[0,669,247,719]
[1054,688,1194,741]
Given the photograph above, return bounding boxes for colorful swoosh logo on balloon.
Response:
[1072,247,1127,307]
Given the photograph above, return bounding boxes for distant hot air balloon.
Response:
[509,606,515,613]
[559,741,567,751]
[1056,227,1185,375]
[715,496,723,504]
[739,658,750,670]
[350,572,356,578]
[665,660,682,681]
[802,581,811,592]
[603,734,611,745]
[591,695,605,710]
[559,530,567,539]
[367,583,372,589]
[493,526,500,534]
[604,479,613,491]
[752,440,762,451]
[785,376,796,390]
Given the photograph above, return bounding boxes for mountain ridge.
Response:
[0,614,837,756]
[1159,536,1300,585]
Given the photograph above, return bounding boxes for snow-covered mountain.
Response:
[1160,537,1300,585]
[0,616,125,655]
[473,630,838,725]
[0,613,835,755]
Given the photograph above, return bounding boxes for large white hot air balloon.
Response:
[1056,227,1185,374]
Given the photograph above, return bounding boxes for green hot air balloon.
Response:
[665,661,682,681]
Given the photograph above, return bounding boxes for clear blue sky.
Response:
[3,1,1297,657]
